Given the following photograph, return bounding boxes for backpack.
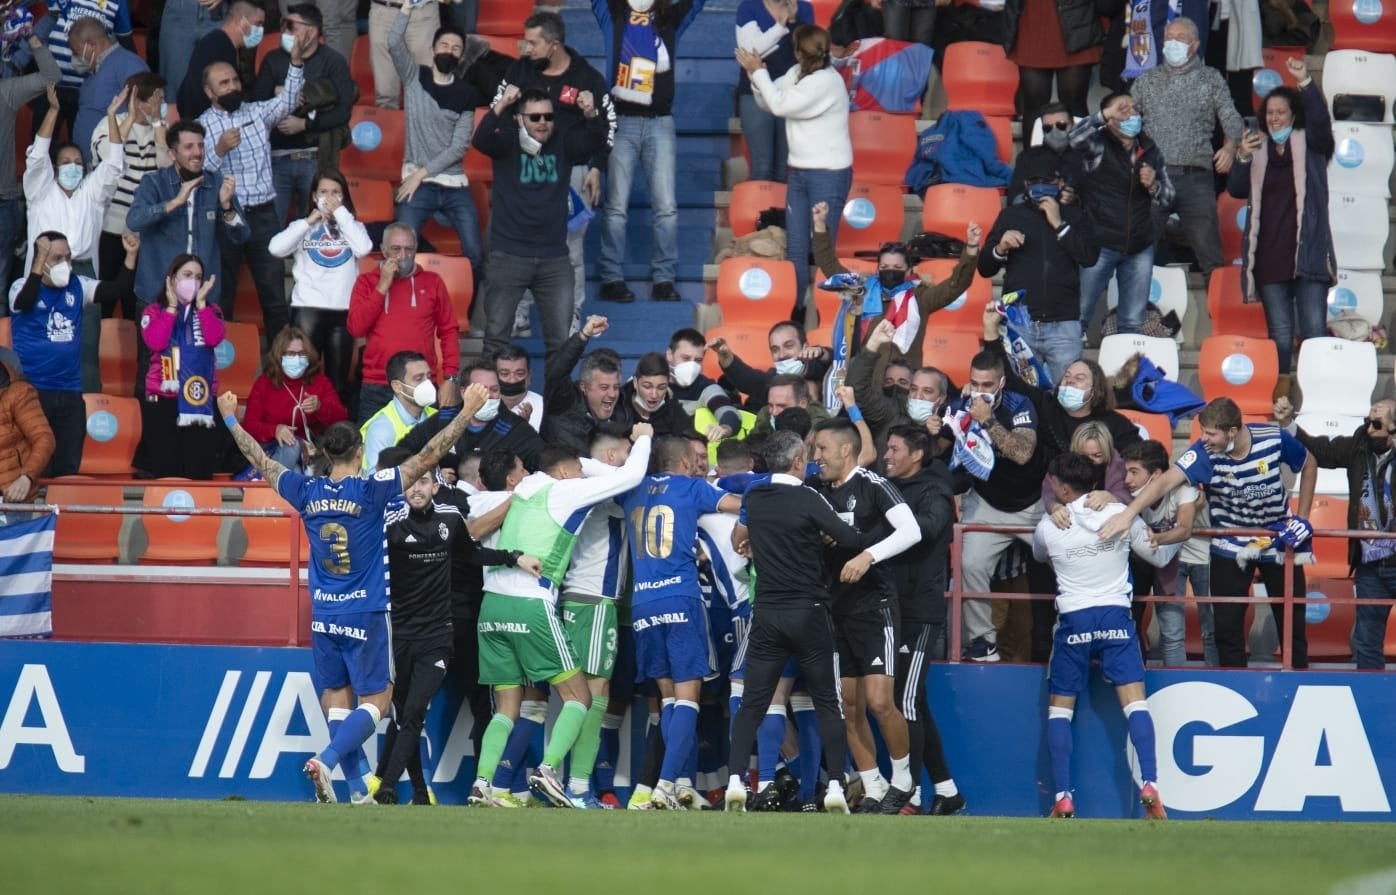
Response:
[904,110,1013,195]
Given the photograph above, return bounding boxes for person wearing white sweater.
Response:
[269,168,373,399]
[737,25,851,321]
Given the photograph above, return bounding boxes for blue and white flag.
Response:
[0,514,55,638]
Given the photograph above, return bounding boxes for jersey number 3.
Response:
[318,522,351,575]
[629,505,674,559]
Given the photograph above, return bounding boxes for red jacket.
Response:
[347,268,459,387]
[241,371,349,444]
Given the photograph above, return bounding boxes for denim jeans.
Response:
[484,250,574,362]
[0,197,23,299]
[1257,278,1328,374]
[159,0,221,107]
[1163,167,1224,276]
[395,182,483,274]
[738,94,788,183]
[1022,319,1083,385]
[600,115,678,285]
[1079,244,1154,335]
[786,166,852,312]
[1351,562,1396,670]
[1176,561,1218,666]
[272,154,320,227]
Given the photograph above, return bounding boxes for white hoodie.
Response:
[1032,496,1181,615]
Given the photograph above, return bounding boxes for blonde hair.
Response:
[793,25,831,79]
[1070,420,1115,460]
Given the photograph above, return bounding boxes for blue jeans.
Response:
[1352,563,1396,670]
[786,166,852,313]
[159,0,221,105]
[1257,278,1328,374]
[738,94,787,183]
[272,154,320,227]
[0,197,21,299]
[1079,244,1154,334]
[396,182,483,273]
[600,115,678,285]
[1022,319,1082,385]
[1175,561,1218,666]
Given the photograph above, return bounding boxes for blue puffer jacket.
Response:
[1226,81,1337,301]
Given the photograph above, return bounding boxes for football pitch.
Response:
[2,797,1393,894]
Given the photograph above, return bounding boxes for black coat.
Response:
[978,199,1099,323]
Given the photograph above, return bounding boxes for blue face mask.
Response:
[1271,126,1293,145]
[158,101,168,121]
[1026,182,1060,203]
[1119,115,1143,138]
[906,398,936,423]
[1162,39,1190,67]
[281,355,309,379]
[244,22,264,49]
[280,31,296,54]
[1056,385,1087,412]
[57,163,83,191]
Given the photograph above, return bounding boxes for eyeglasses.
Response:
[1368,418,1386,431]
[524,113,554,123]
[1042,121,1070,132]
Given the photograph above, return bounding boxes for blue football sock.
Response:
[660,700,675,745]
[596,716,622,793]
[793,699,821,801]
[757,708,786,783]
[514,722,544,794]
[491,716,538,790]
[1047,708,1074,796]
[320,705,379,773]
[658,700,698,785]
[1125,702,1158,783]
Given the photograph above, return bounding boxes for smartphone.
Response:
[1243,115,1258,133]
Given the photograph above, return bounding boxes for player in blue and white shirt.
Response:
[1102,397,1317,669]
[618,436,740,809]
[218,382,491,803]
[1033,452,1180,820]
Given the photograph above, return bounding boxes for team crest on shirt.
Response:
[305,224,352,268]
[1257,459,1269,474]
[182,375,209,404]
[438,522,448,541]
[1178,449,1198,468]
[64,292,75,307]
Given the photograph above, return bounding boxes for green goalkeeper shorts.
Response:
[476,592,578,687]
[561,599,618,678]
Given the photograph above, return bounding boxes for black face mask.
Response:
[433,53,459,76]
[218,90,244,113]
[877,269,906,290]
[529,52,550,72]
[1369,435,1391,455]
[498,379,527,397]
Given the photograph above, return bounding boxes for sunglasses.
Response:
[1043,121,1070,132]
[1368,418,1386,431]
[524,113,555,123]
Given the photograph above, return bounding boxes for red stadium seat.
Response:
[941,42,1019,117]
[464,108,493,186]
[984,115,1013,165]
[836,182,905,257]
[850,111,918,186]
[344,176,395,224]
[139,481,221,564]
[1252,47,1307,111]
[420,219,463,256]
[1329,1,1396,53]
[727,180,787,238]
[254,33,276,71]
[1303,576,1358,661]
[415,253,473,332]
[479,34,522,56]
[99,318,138,397]
[239,485,309,566]
[915,258,991,334]
[1217,192,1247,267]
[350,37,374,106]
[233,267,264,331]
[48,478,124,563]
[921,328,979,383]
[1206,266,1269,340]
[215,322,263,400]
[702,324,767,385]
[1197,334,1279,416]
[716,257,799,328]
[340,107,406,182]
[810,0,840,26]
[1118,409,1175,452]
[476,0,529,36]
[80,393,141,475]
[921,183,1001,240]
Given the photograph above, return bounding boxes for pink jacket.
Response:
[139,303,226,398]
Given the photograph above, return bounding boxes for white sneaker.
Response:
[824,783,850,815]
[303,757,337,803]
[724,780,748,813]
[649,783,681,810]
[676,783,708,810]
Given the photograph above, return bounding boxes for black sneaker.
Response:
[966,637,1000,663]
[771,767,800,810]
[374,788,399,805]
[878,786,914,815]
[854,794,884,814]
[599,281,635,303]
[929,792,966,816]
[748,784,783,812]
[651,281,681,301]
[799,797,821,812]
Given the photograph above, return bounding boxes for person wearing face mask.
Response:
[178,0,268,121]
[1008,104,1081,204]
[241,327,349,472]
[848,320,954,457]
[158,0,225,108]
[360,350,438,472]
[0,355,55,509]
[8,231,138,476]
[0,36,61,303]
[492,345,545,432]
[134,253,226,479]
[711,320,831,412]
[665,329,744,442]
[1228,56,1335,399]
[1129,17,1242,280]
[67,16,149,168]
[1069,91,1174,340]
[367,0,441,109]
[395,360,547,472]
[25,0,135,142]
[620,352,688,436]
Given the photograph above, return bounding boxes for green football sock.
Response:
[542,700,589,768]
[567,695,609,787]
[475,713,514,783]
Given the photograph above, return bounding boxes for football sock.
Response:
[859,767,888,801]
[568,695,608,793]
[1123,701,1158,783]
[595,712,623,793]
[791,695,822,801]
[728,681,744,739]
[757,706,786,784]
[474,713,514,784]
[1047,706,1074,796]
[659,698,676,746]
[495,700,545,791]
[657,699,698,786]
[890,754,913,792]
[934,779,959,798]
[542,700,589,768]
[326,708,369,794]
[320,704,379,773]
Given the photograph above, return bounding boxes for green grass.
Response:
[1,796,1391,894]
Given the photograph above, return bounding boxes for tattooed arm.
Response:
[394,383,490,488]
[218,391,289,489]
[985,420,1038,465]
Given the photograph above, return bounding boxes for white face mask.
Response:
[906,398,935,422]
[518,123,543,156]
[633,391,666,413]
[47,261,72,288]
[968,389,997,408]
[402,379,436,408]
[474,397,500,421]
[629,0,655,11]
[774,358,805,376]
[671,361,702,388]
[1128,473,1156,499]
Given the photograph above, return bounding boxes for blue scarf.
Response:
[996,291,1054,391]
[612,10,669,106]
[161,304,216,428]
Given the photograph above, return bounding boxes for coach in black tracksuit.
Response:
[728,430,870,808]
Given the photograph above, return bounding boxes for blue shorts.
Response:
[632,594,714,684]
[1047,605,1144,697]
[311,611,394,696]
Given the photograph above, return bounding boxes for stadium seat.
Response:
[810,0,840,26]
[254,34,276,71]
[98,318,137,397]
[1295,337,1377,418]
[920,183,1001,240]
[475,0,529,35]
[836,182,905,257]
[1104,265,1189,335]
[1303,576,1358,661]
[1119,409,1174,451]
[1329,0,1396,53]
[921,328,980,383]
[345,176,395,224]
[1307,494,1353,578]
[340,107,406,182]
[1322,50,1396,123]
[1293,411,1363,495]
[941,42,1018,117]
[232,267,264,331]
[1206,266,1269,340]
[238,485,309,566]
[463,108,493,186]
[716,257,798,328]
[1329,192,1390,269]
[850,111,918,186]
[1328,269,1386,325]
[80,393,140,475]
[1329,123,1394,198]
[1216,192,1247,267]
[214,322,262,400]
[139,481,221,564]
[350,37,374,106]
[984,115,1013,165]
[916,258,991,333]
[702,324,767,385]
[415,253,473,332]
[1096,334,1181,381]
[479,34,522,56]
[47,478,124,563]
[727,180,787,238]
[1252,46,1306,111]
[419,219,463,256]
[1197,334,1279,416]
[812,284,847,333]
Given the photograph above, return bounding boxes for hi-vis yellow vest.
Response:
[359,401,437,469]
[694,406,757,469]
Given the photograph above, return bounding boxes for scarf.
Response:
[996,291,1054,391]
[612,10,670,106]
[821,272,863,411]
[1121,0,1158,80]
[160,304,216,428]
[860,276,920,354]
[944,408,995,480]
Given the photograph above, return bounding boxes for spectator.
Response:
[881,0,936,44]
[852,320,950,453]
[473,85,607,360]
[883,357,913,391]
[1004,0,1103,126]
[251,4,355,225]
[91,72,169,317]
[734,0,813,183]
[542,315,634,455]
[159,0,224,103]
[978,150,1099,383]
[241,325,349,471]
[347,222,460,422]
[360,350,436,472]
[134,253,225,479]
[1227,57,1335,394]
[711,319,830,410]
[387,2,482,288]
[34,0,136,139]
[1130,17,1242,279]
[0,36,61,295]
[368,0,439,108]
[1072,92,1174,338]
[1042,420,1131,523]
[593,0,709,305]
[493,345,544,432]
[621,352,690,436]
[396,360,548,472]
[1007,104,1081,202]
[748,372,830,438]
[7,231,137,476]
[666,328,744,437]
[68,16,148,165]
[198,41,305,336]
[0,358,55,505]
[737,25,850,321]
[268,168,373,401]
[177,0,267,122]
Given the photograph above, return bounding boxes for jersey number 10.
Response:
[629,505,675,559]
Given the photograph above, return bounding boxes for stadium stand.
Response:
[1197,334,1280,416]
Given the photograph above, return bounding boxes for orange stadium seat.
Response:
[1206,266,1270,340]
[1306,494,1352,579]
[215,322,263,400]
[813,283,846,331]
[941,42,1019,117]
[350,37,374,106]
[239,485,309,566]
[702,324,767,385]
[921,328,980,382]
[479,34,523,56]
[716,257,799,328]
[1217,192,1247,266]
[921,183,1001,239]
[464,108,493,186]
[1197,334,1279,416]
[836,182,905,257]
[810,0,840,26]
[99,318,138,397]
[233,267,264,331]
[850,111,918,186]
[0,316,10,348]
[727,180,787,238]
[476,0,530,36]
[1302,576,1357,660]
[340,107,406,182]
[346,176,395,224]
[420,219,463,256]
[416,253,473,332]
[1252,46,1307,110]
[1329,0,1396,53]
[1119,409,1175,451]
[80,393,140,475]
[254,34,276,71]
[984,115,1013,165]
[139,481,221,564]
[916,258,991,334]
[48,478,124,563]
